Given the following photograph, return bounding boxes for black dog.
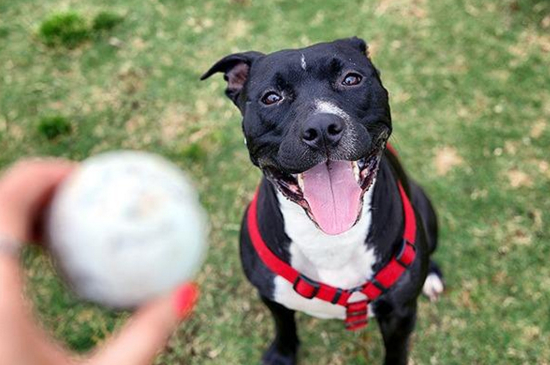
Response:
[202,37,444,365]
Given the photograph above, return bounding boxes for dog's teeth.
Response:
[352,161,360,183]
[297,173,304,191]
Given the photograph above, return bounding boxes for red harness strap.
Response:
[247,149,417,331]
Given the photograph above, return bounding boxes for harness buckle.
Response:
[396,239,416,268]
[345,318,369,331]
[371,278,387,292]
[346,300,369,316]
[330,288,343,304]
[345,300,369,331]
[293,274,320,299]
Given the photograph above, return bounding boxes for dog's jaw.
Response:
[263,140,386,235]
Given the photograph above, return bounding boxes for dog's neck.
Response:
[256,158,405,284]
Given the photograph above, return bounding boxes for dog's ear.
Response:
[337,36,370,58]
[200,51,264,105]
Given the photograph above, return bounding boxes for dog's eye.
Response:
[342,73,362,86]
[261,92,282,105]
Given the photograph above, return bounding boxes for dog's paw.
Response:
[422,272,444,302]
[262,342,298,365]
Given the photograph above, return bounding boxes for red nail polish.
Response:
[174,283,199,319]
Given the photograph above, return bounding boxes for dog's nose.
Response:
[301,114,345,149]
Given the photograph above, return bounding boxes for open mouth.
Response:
[264,144,386,235]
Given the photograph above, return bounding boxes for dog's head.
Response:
[202,37,391,235]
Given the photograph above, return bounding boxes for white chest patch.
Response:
[273,182,378,319]
[300,53,307,71]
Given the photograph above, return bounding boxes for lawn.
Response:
[1,0,549,364]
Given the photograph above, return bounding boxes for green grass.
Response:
[1,0,549,363]
[37,115,72,139]
[92,11,124,32]
[39,12,90,48]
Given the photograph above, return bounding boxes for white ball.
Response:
[47,151,208,308]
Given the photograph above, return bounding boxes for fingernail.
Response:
[174,283,199,319]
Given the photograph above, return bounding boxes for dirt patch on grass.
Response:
[506,168,534,188]
[434,146,464,176]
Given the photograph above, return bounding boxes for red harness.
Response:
[247,149,417,331]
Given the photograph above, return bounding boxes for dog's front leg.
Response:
[260,295,300,365]
[376,303,417,365]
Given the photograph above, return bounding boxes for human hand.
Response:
[0,159,198,365]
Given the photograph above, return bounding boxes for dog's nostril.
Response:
[301,114,345,148]
[327,123,342,136]
[303,128,318,142]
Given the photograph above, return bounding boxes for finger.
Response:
[88,284,198,365]
[0,159,76,209]
[0,160,76,242]
[28,164,78,242]
[0,160,78,365]
[0,255,74,365]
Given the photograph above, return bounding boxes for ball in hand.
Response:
[47,151,208,308]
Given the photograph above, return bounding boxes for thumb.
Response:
[87,283,198,365]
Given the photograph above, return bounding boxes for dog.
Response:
[202,37,444,365]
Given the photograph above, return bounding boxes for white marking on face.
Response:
[314,100,350,121]
[300,54,307,71]
[273,180,379,319]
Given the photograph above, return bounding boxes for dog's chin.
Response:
[264,145,385,235]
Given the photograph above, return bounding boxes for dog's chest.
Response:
[273,187,378,320]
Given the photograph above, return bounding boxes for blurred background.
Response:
[0,0,549,363]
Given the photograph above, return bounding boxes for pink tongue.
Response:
[302,161,362,235]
